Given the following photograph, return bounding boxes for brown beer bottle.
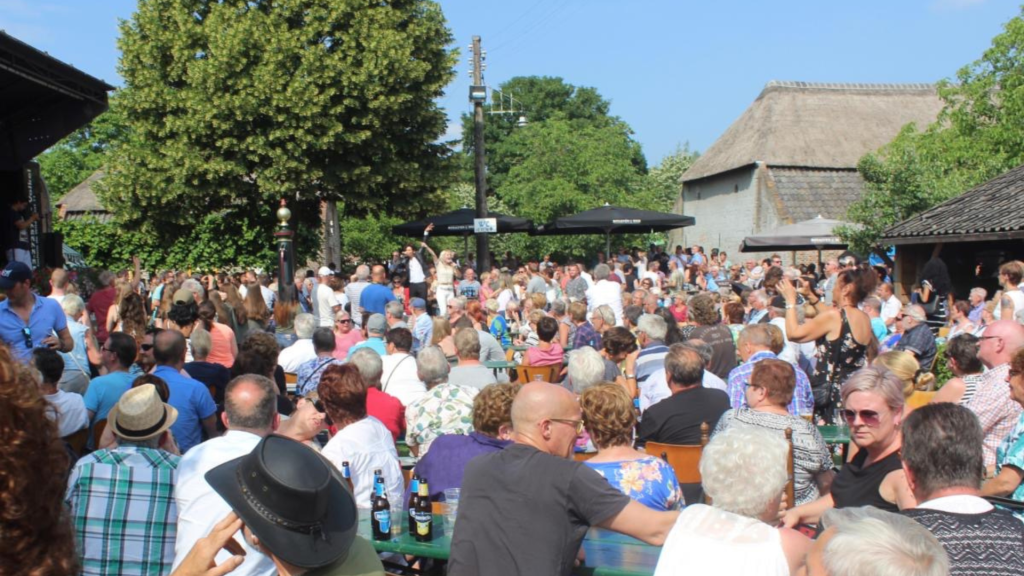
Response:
[414,479,433,542]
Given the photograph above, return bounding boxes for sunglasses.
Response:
[841,409,881,427]
[21,327,32,350]
[141,343,154,351]
[550,418,586,435]
[336,319,353,324]
[312,399,333,426]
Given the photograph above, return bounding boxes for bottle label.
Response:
[374,510,391,533]
[415,512,432,535]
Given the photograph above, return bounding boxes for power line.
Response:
[488,0,575,54]
[487,0,549,43]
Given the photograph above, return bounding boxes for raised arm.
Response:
[778,278,835,343]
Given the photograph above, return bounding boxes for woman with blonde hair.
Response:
[431,316,459,362]
[420,230,460,317]
[873,350,936,401]
[495,273,516,311]
[105,279,133,335]
[486,298,511,347]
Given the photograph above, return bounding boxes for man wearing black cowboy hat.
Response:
[199,435,384,575]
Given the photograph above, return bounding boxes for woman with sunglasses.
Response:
[331,310,364,361]
[782,367,915,529]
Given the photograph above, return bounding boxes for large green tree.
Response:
[102,0,457,267]
[843,8,1024,253]
[37,98,126,200]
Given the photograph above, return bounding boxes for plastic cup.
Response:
[443,488,460,528]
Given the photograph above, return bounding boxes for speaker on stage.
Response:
[40,232,64,268]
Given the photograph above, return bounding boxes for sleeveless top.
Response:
[811,308,868,419]
[959,373,983,406]
[903,507,1024,575]
[830,448,902,512]
[654,504,790,576]
[559,316,576,348]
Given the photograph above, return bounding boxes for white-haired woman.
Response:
[782,367,916,528]
[58,294,101,393]
[653,426,810,575]
[420,224,460,317]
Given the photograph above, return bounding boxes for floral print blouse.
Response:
[585,456,682,511]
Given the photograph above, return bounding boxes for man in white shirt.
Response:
[277,313,317,373]
[878,282,902,332]
[403,241,429,304]
[314,267,340,327]
[379,328,427,406]
[33,349,87,438]
[586,264,624,326]
[172,375,280,576]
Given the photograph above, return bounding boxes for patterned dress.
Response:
[995,412,1024,521]
[811,309,867,422]
[585,456,682,511]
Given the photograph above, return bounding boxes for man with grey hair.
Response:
[820,258,840,307]
[180,278,206,304]
[345,264,371,328]
[566,346,605,394]
[746,289,769,324]
[405,345,478,456]
[447,296,466,325]
[172,374,280,576]
[635,314,669,412]
[314,266,341,327]
[968,287,987,325]
[385,300,407,330]
[586,263,624,326]
[448,327,497,390]
[276,312,317,373]
[726,324,813,416]
[896,304,937,372]
[349,346,405,441]
[901,403,1024,574]
[806,507,949,576]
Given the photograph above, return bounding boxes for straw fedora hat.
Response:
[107,384,178,441]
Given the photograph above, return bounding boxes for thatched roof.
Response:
[56,170,112,222]
[682,81,944,183]
[883,163,1024,245]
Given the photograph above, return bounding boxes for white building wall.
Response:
[675,167,758,256]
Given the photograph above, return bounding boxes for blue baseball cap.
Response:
[0,262,32,289]
[410,297,427,310]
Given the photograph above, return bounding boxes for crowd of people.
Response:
[3,232,1024,576]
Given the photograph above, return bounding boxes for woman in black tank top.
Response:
[781,367,916,527]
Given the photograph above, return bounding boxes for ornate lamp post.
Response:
[275,199,295,302]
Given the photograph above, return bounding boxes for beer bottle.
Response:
[371,469,383,507]
[414,479,433,542]
[341,461,354,494]
[407,475,420,534]
[371,476,391,541]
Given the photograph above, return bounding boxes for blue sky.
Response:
[1,0,1018,164]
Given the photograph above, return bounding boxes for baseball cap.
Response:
[366,313,387,334]
[0,262,31,289]
[410,297,427,310]
[318,266,333,277]
[172,288,195,305]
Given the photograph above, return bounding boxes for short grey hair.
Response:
[902,304,926,323]
[593,263,611,281]
[294,313,316,339]
[348,347,384,389]
[385,300,405,319]
[970,287,987,300]
[700,425,788,518]
[550,300,566,315]
[355,265,370,281]
[567,346,605,394]
[862,297,882,314]
[416,346,450,386]
[681,339,713,366]
[181,278,205,301]
[61,294,85,319]
[592,304,615,326]
[190,328,212,359]
[636,314,668,341]
[822,506,949,576]
[449,297,466,312]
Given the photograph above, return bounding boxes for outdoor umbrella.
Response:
[531,203,696,256]
[392,207,532,262]
[739,215,857,253]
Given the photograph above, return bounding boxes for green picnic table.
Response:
[483,360,517,371]
[357,514,659,576]
[818,425,851,462]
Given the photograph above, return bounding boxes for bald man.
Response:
[358,264,396,317]
[449,382,679,576]
[969,320,1024,468]
[173,375,280,576]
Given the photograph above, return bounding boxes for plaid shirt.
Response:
[966,364,1023,468]
[726,350,815,416]
[66,446,180,576]
[573,321,601,350]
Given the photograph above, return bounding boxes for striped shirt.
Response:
[66,446,180,576]
[636,340,669,385]
[965,364,1023,468]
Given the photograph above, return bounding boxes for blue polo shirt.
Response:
[0,292,68,362]
[358,284,395,315]
[152,365,217,453]
[83,371,135,423]
[346,337,387,358]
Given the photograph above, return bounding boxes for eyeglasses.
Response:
[841,409,881,427]
[550,418,586,435]
[140,343,154,351]
[979,335,1002,341]
[101,346,113,353]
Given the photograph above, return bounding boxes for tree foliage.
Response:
[37,98,126,200]
[842,8,1024,253]
[102,0,458,265]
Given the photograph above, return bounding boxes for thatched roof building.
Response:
[56,170,112,222]
[673,81,944,261]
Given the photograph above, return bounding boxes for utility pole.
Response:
[470,35,490,273]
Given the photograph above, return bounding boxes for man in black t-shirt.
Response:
[448,382,679,576]
[639,345,730,446]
